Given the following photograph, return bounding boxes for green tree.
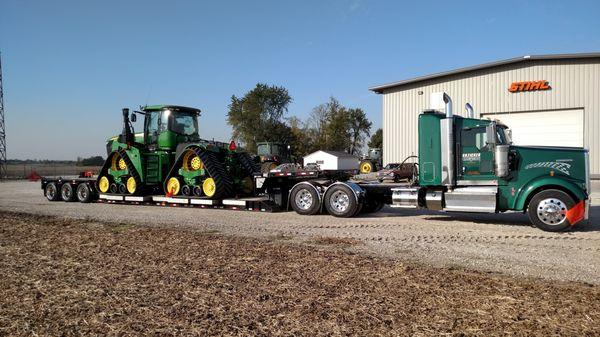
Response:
[227,83,292,152]
[368,128,383,149]
[347,108,372,155]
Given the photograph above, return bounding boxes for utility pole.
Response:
[0,52,6,179]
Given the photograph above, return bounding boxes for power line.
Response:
[0,52,6,179]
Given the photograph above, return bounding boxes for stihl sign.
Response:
[508,80,551,92]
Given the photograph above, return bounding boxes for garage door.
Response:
[482,109,584,147]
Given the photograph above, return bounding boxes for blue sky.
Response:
[1,0,599,159]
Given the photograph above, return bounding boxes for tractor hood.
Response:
[510,145,589,192]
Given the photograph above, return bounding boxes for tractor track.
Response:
[1,181,600,285]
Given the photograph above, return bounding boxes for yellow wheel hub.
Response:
[98,176,110,193]
[183,150,203,171]
[118,158,127,170]
[202,178,216,197]
[360,162,373,174]
[166,177,181,195]
[126,177,137,194]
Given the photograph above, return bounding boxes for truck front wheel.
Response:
[527,189,575,232]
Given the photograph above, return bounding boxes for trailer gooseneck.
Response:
[42,93,590,232]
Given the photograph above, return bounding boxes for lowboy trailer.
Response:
[42,93,591,232]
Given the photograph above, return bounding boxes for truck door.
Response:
[459,126,496,181]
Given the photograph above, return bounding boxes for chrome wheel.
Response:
[77,186,88,200]
[537,198,567,226]
[294,188,313,210]
[329,190,350,213]
[46,184,57,199]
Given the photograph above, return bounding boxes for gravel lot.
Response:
[1,180,599,285]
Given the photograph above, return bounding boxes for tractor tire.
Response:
[324,184,359,218]
[261,161,278,174]
[45,182,61,201]
[289,183,321,215]
[61,183,76,202]
[237,152,261,176]
[76,183,93,203]
[527,189,576,232]
[359,160,375,174]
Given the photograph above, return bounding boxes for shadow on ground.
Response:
[361,205,600,232]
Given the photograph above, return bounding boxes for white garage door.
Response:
[482,109,584,147]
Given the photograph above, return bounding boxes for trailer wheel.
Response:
[359,160,374,174]
[61,183,76,202]
[290,184,321,215]
[193,185,203,197]
[45,182,61,201]
[324,184,359,218]
[527,189,575,232]
[76,183,92,203]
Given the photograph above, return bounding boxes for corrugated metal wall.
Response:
[381,58,600,176]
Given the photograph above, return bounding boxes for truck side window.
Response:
[462,127,487,151]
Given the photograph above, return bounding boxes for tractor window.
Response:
[257,145,270,155]
[145,111,160,144]
[170,113,198,136]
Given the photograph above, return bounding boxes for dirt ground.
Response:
[2,181,599,286]
[1,212,599,336]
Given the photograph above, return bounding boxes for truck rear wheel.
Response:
[527,189,575,232]
[76,183,93,203]
[61,183,76,202]
[324,184,359,218]
[45,182,61,201]
[290,184,320,215]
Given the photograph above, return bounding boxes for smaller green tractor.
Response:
[358,148,382,174]
[97,105,259,199]
[256,141,293,173]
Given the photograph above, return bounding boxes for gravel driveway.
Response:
[1,180,599,285]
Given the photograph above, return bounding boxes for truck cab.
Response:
[395,92,590,231]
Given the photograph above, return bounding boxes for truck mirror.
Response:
[131,114,137,123]
[486,122,497,146]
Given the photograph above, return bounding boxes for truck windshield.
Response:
[497,126,512,145]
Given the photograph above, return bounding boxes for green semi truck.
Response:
[42,93,590,232]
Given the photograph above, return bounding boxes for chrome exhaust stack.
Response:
[440,93,455,187]
[465,103,474,118]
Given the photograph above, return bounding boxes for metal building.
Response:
[370,53,600,178]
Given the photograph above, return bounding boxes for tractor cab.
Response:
[137,105,201,151]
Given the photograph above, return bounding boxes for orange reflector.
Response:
[566,200,585,226]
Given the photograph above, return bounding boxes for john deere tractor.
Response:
[97,105,258,199]
[256,141,293,173]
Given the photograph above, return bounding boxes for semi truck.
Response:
[42,93,590,232]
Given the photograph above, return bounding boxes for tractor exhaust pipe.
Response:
[465,103,474,118]
[119,108,134,145]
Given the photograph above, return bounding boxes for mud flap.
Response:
[566,200,586,226]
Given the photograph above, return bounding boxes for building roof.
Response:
[369,52,600,94]
[305,150,358,158]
